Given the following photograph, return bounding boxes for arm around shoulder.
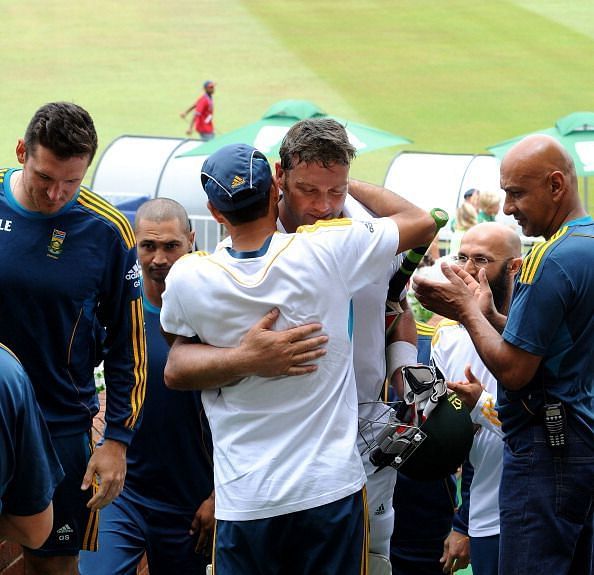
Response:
[348,179,420,220]
[164,336,247,390]
[164,308,329,390]
[390,208,437,253]
[347,179,437,252]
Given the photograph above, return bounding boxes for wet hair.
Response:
[134,198,191,233]
[279,118,356,171]
[24,102,98,164]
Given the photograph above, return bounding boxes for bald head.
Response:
[502,134,577,190]
[134,198,195,305]
[134,198,191,233]
[461,222,521,260]
[500,134,585,239]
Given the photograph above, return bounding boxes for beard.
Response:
[147,266,170,283]
[490,265,511,313]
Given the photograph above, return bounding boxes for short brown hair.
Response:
[24,102,98,164]
[279,118,356,171]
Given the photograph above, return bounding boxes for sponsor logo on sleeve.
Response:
[125,261,142,287]
[363,221,375,233]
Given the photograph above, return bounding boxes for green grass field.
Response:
[1,0,593,210]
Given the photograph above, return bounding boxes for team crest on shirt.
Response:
[47,228,66,259]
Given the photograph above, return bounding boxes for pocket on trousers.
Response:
[555,454,594,524]
[506,432,535,458]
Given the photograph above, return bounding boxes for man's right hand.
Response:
[440,530,470,573]
[240,308,328,377]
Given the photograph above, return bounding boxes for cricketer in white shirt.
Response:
[161,216,400,521]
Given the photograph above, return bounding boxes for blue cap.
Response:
[203,80,215,88]
[201,144,272,212]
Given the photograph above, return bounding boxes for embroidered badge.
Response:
[231,175,246,188]
[47,229,66,259]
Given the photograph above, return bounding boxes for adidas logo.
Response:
[374,503,386,516]
[125,261,141,281]
[231,175,245,188]
[56,524,74,534]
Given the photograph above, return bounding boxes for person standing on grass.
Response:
[181,80,215,140]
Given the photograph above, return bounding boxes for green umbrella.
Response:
[487,112,594,176]
[487,112,594,208]
[178,99,411,158]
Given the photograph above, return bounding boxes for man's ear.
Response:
[207,201,225,224]
[16,139,26,164]
[508,256,523,277]
[274,162,283,183]
[188,230,196,250]
[270,180,280,206]
[550,170,565,202]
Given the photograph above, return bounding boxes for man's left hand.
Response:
[448,365,484,410]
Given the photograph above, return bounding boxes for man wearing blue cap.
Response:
[181,81,215,140]
[164,119,422,574]
[161,142,436,575]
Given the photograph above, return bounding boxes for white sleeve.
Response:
[343,195,401,293]
[470,390,504,438]
[334,217,399,295]
[160,264,198,338]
